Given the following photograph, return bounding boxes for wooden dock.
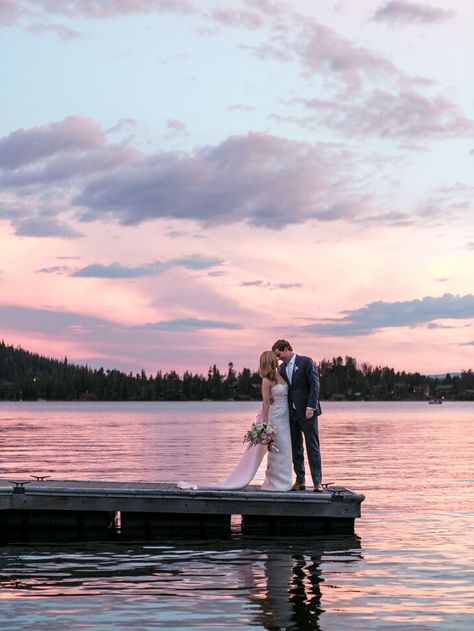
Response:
[0,479,365,542]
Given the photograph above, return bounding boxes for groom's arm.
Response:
[304,357,320,416]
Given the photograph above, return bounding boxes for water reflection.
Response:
[2,401,473,628]
[0,536,361,630]
[246,548,327,630]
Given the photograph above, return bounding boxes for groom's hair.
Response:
[272,339,293,352]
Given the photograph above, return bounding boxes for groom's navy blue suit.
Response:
[280,355,322,487]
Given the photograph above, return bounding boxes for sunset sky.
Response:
[1,0,473,375]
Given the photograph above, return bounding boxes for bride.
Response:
[259,350,292,491]
[178,350,293,491]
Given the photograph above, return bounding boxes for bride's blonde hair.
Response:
[259,350,279,384]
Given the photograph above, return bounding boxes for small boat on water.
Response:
[428,398,443,404]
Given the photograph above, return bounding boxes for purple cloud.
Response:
[37,265,74,274]
[72,254,223,278]
[295,21,399,87]
[273,282,302,290]
[3,113,466,239]
[373,1,455,25]
[1,144,135,187]
[0,116,104,169]
[15,217,82,238]
[74,132,359,228]
[241,280,270,287]
[304,293,474,336]
[240,280,303,290]
[2,120,367,233]
[143,318,242,331]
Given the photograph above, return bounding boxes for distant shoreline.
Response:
[2,397,472,404]
[1,342,473,403]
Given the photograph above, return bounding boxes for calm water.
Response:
[0,401,473,630]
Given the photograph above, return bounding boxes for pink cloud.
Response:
[244,0,286,15]
[24,0,194,18]
[237,9,469,144]
[242,18,402,90]
[166,118,187,132]
[211,8,264,29]
[27,22,82,39]
[0,0,19,26]
[301,90,474,139]
[165,119,188,139]
[226,104,256,112]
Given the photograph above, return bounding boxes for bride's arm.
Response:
[261,378,272,423]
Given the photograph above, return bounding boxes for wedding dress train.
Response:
[178,383,292,491]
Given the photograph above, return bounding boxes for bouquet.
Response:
[243,419,278,452]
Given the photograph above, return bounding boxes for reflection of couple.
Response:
[179,339,323,492]
[246,548,325,631]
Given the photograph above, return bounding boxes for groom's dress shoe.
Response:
[313,484,323,492]
[291,481,306,491]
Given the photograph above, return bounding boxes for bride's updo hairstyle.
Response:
[259,350,279,384]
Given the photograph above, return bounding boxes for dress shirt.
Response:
[286,354,296,384]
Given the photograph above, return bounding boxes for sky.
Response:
[0,0,473,376]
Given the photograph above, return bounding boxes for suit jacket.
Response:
[280,354,322,420]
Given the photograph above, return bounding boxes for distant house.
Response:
[435,384,454,393]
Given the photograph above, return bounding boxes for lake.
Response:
[0,401,473,629]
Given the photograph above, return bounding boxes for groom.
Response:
[272,339,323,492]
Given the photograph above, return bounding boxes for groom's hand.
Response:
[305,407,314,419]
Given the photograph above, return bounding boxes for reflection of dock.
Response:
[0,480,364,542]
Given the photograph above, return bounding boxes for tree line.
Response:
[0,341,473,402]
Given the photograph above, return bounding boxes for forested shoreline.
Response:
[0,341,473,402]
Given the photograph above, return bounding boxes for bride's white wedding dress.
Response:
[178,383,292,491]
[260,383,292,491]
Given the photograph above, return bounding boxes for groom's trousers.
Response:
[289,410,322,486]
